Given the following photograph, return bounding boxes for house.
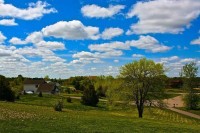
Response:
[23,79,59,94]
[37,82,59,94]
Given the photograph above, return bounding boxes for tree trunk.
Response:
[138,107,143,118]
[136,103,144,118]
[138,108,143,118]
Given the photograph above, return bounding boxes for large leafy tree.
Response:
[181,62,199,110]
[0,75,15,102]
[119,58,166,118]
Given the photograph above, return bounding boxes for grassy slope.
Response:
[0,95,200,133]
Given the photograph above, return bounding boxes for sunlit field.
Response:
[0,94,199,133]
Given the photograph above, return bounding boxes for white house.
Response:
[23,79,46,93]
[23,79,59,94]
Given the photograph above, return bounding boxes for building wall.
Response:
[24,84,38,93]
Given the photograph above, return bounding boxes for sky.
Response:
[0,0,200,78]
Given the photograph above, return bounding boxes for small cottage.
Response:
[23,79,59,94]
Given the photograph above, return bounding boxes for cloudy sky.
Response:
[0,0,200,78]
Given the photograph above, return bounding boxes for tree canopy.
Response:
[0,75,15,102]
[119,58,166,118]
[181,62,199,110]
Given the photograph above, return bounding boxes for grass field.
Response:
[0,94,200,133]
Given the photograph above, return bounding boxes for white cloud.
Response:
[101,27,124,40]
[72,51,97,59]
[126,35,171,53]
[35,41,65,50]
[0,19,17,26]
[191,37,200,45]
[160,56,179,63]
[0,0,4,4]
[101,50,123,57]
[89,41,130,52]
[132,54,144,58]
[71,49,124,65]
[42,55,65,62]
[25,32,43,44]
[114,59,119,63]
[42,20,100,40]
[0,31,6,44]
[127,0,200,34]
[180,58,196,63]
[0,1,57,20]
[10,31,65,51]
[0,47,12,56]
[81,4,125,18]
[9,32,43,45]
[9,37,27,45]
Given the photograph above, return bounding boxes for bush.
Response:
[81,82,99,107]
[184,93,200,110]
[0,75,15,102]
[96,85,106,97]
[54,100,63,111]
[67,97,72,103]
[38,92,43,97]
[15,94,20,100]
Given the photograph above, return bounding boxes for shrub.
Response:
[81,83,99,107]
[0,75,15,102]
[54,100,63,111]
[67,97,72,103]
[96,85,106,97]
[15,94,20,100]
[38,92,43,97]
[184,93,200,110]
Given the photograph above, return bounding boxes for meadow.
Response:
[0,94,200,133]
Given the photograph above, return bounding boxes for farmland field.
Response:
[0,94,199,133]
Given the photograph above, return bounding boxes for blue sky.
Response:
[0,0,200,78]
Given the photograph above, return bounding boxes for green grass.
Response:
[0,94,200,133]
[165,88,186,93]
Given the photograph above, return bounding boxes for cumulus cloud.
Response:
[72,51,97,59]
[42,20,100,40]
[35,41,65,50]
[89,41,130,52]
[132,54,144,58]
[0,0,4,4]
[180,58,196,63]
[101,27,124,40]
[160,56,179,64]
[0,46,12,56]
[126,35,171,53]
[0,31,6,44]
[114,59,119,63]
[9,37,27,45]
[191,37,200,45]
[9,31,65,51]
[127,0,200,34]
[71,49,124,65]
[0,1,57,20]
[81,4,125,18]
[0,19,18,26]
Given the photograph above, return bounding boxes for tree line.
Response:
[0,58,199,118]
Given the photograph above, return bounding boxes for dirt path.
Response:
[167,107,200,119]
[163,95,184,108]
[163,95,200,120]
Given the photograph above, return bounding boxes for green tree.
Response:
[181,62,199,110]
[44,75,50,81]
[81,79,99,106]
[119,58,165,118]
[0,75,15,102]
